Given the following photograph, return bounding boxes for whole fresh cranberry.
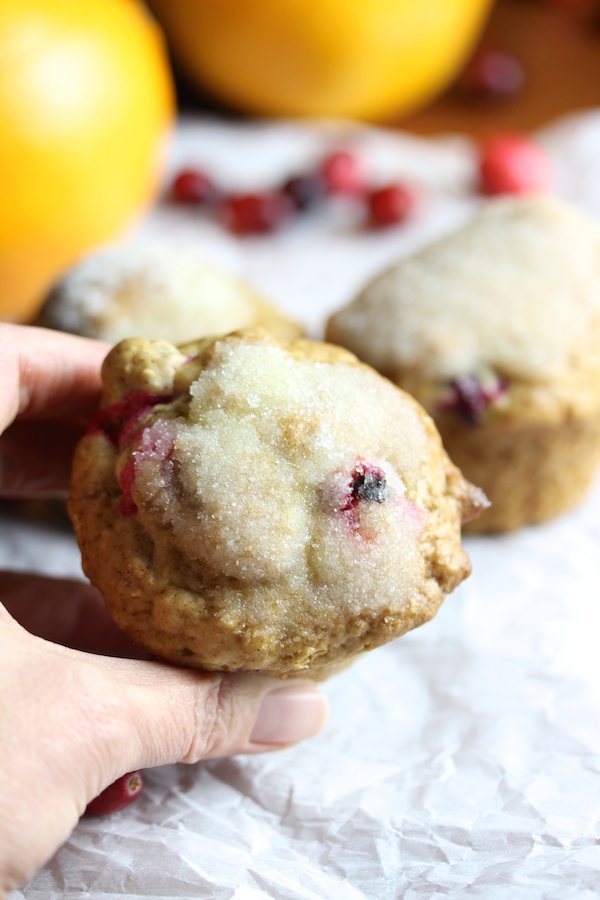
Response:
[170,169,219,206]
[86,771,144,816]
[478,133,554,195]
[368,183,415,228]
[320,150,365,196]
[282,173,327,210]
[459,46,525,100]
[220,191,294,235]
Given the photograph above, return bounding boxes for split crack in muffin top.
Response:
[69,328,485,679]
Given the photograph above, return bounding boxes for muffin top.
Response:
[70,330,483,676]
[36,243,301,345]
[326,196,600,386]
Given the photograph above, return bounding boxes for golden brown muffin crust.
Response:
[70,329,482,677]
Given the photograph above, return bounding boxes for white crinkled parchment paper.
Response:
[5,110,600,899]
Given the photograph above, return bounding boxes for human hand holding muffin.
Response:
[0,317,483,891]
[69,328,484,679]
[0,325,328,896]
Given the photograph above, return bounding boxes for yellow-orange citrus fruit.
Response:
[147,0,492,121]
[0,0,174,321]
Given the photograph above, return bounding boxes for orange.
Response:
[0,0,174,322]
[147,0,492,121]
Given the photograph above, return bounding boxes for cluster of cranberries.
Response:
[170,131,553,237]
[169,149,418,235]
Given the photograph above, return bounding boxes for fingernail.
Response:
[250,685,328,745]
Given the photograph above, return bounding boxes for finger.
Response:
[0,570,151,658]
[93,657,329,768]
[1,579,329,759]
[0,420,86,496]
[0,611,328,892]
[0,324,109,433]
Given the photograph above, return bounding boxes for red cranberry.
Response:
[118,457,138,517]
[220,191,294,235]
[478,133,554,195]
[368,183,416,228]
[441,375,508,423]
[86,771,144,816]
[170,169,219,206]
[118,422,176,517]
[282,173,327,210]
[450,375,489,422]
[320,151,365,196]
[87,391,173,449]
[344,463,388,511]
[459,46,525,100]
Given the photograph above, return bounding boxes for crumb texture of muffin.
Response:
[326,196,600,532]
[35,243,302,344]
[69,329,482,678]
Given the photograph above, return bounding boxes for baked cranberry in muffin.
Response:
[326,196,600,532]
[69,330,483,678]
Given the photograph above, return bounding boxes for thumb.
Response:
[94,655,330,769]
[0,608,328,892]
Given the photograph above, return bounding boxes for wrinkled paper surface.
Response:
[5,111,600,899]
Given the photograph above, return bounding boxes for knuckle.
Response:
[182,676,246,763]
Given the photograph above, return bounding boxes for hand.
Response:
[0,324,328,897]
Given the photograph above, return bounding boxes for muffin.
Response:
[35,243,302,344]
[326,196,600,533]
[69,329,484,679]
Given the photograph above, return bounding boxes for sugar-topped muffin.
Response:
[69,329,484,679]
[326,196,600,532]
[35,243,301,344]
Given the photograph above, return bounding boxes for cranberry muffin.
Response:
[69,329,484,679]
[35,243,301,344]
[326,196,600,532]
